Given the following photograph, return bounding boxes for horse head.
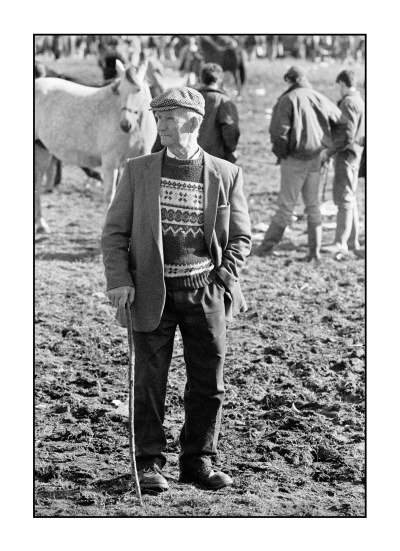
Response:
[116,60,150,134]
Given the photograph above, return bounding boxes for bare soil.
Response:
[35,57,365,517]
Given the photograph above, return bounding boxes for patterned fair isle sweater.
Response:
[161,152,216,290]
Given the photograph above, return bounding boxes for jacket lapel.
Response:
[144,149,164,252]
[203,151,220,252]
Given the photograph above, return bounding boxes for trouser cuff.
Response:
[136,456,165,470]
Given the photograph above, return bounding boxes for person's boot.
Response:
[253,220,285,256]
[137,464,169,492]
[322,204,352,259]
[179,457,233,491]
[334,204,353,249]
[306,222,322,262]
[347,202,361,251]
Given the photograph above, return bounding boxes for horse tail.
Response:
[238,54,246,86]
[54,159,62,187]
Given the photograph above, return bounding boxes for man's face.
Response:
[154,108,193,148]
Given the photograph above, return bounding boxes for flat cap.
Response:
[284,66,308,81]
[150,87,205,116]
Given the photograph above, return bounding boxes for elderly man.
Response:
[255,66,348,260]
[101,87,251,492]
[322,70,365,257]
[151,63,240,163]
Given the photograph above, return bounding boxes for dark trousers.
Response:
[132,281,226,470]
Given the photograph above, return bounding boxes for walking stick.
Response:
[125,302,143,506]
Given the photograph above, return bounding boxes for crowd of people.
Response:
[255,66,365,261]
[35,34,365,64]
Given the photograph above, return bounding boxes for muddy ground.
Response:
[35,57,365,517]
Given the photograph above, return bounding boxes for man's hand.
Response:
[107,286,135,309]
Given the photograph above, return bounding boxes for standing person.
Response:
[178,37,202,86]
[197,63,241,163]
[98,38,126,81]
[322,70,365,257]
[254,66,348,260]
[101,87,252,492]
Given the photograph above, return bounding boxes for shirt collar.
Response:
[166,147,201,160]
[343,89,359,98]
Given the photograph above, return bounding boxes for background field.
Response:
[35,56,365,517]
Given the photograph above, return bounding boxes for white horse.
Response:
[35,60,157,233]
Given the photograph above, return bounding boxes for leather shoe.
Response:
[179,464,233,490]
[138,465,169,492]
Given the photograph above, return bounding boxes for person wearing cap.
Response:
[321,70,365,258]
[151,63,241,163]
[101,87,251,492]
[255,66,349,260]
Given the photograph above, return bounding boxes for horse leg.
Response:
[54,158,62,186]
[102,164,119,206]
[35,146,52,233]
[44,156,60,192]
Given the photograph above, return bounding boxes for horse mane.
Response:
[111,78,121,94]
[125,67,142,87]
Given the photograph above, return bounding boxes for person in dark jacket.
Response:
[322,70,365,257]
[152,63,240,163]
[255,66,349,260]
[197,63,240,163]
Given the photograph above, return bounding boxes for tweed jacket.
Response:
[101,148,252,332]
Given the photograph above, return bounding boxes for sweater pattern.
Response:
[160,153,215,288]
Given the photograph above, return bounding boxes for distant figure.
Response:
[179,37,203,86]
[198,36,246,96]
[197,63,240,163]
[98,38,126,81]
[254,66,349,261]
[322,70,365,258]
[266,35,284,60]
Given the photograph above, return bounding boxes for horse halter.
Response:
[120,92,149,131]
[120,95,148,118]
